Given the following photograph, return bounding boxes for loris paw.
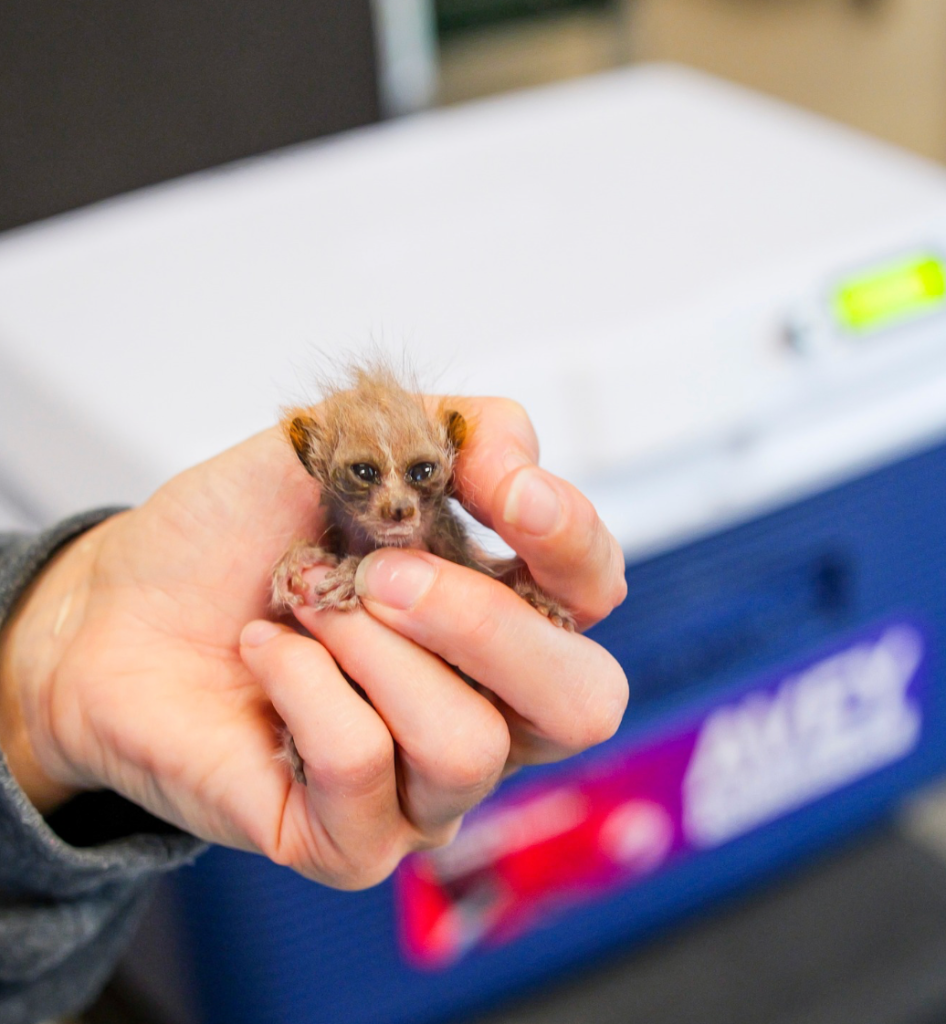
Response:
[311,556,361,612]
[272,541,338,611]
[513,577,576,632]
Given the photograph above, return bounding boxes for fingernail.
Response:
[354,551,437,609]
[503,467,562,536]
[241,620,285,647]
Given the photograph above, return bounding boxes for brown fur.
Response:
[271,361,574,783]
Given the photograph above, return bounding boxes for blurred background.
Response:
[436,0,946,162]
[6,0,946,235]
[8,2,946,1024]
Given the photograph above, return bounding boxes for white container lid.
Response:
[3,64,946,553]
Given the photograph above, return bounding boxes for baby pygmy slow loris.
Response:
[271,361,574,781]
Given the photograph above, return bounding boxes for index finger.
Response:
[439,396,627,630]
[436,396,540,529]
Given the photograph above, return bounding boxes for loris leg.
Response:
[271,540,338,611]
[498,561,576,632]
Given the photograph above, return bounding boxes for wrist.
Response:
[0,520,109,813]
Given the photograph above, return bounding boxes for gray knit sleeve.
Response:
[0,511,206,1024]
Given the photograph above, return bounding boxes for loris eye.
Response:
[350,463,380,484]
[407,462,436,484]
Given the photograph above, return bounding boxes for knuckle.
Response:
[321,834,408,891]
[581,661,629,747]
[263,832,319,875]
[559,656,629,753]
[610,572,629,610]
[562,497,608,575]
[309,729,394,794]
[474,709,513,775]
[574,529,627,625]
[411,818,464,853]
[330,857,398,891]
[438,715,510,795]
[261,841,295,870]
[484,397,540,455]
[607,540,629,607]
[581,589,618,627]
[580,703,623,749]
[584,569,627,625]
[492,396,531,429]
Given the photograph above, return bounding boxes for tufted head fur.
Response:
[283,362,467,554]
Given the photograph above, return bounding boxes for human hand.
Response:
[0,398,628,888]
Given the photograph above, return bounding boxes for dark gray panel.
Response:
[0,1,380,232]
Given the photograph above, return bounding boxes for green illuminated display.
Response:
[833,253,946,332]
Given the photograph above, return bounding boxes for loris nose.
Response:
[391,504,415,522]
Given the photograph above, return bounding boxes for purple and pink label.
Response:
[395,621,927,968]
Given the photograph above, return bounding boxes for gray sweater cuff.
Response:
[0,507,206,877]
[0,507,126,626]
[0,510,206,1022]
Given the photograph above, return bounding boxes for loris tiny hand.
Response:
[0,397,627,889]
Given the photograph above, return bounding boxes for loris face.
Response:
[285,373,467,554]
[326,435,451,549]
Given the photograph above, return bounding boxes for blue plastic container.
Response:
[176,436,946,1024]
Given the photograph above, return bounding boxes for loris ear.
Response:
[443,409,467,452]
[284,412,322,478]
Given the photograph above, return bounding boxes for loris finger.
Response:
[271,540,338,611]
